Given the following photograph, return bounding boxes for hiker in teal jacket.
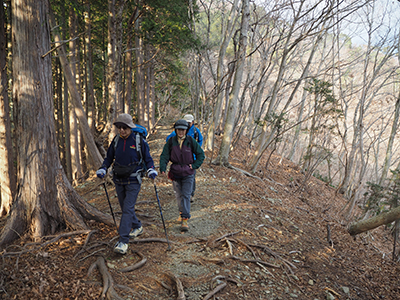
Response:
[96,113,157,255]
[166,114,203,202]
[160,119,205,231]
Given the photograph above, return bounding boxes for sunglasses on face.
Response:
[116,125,129,130]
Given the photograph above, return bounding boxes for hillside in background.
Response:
[1,121,399,300]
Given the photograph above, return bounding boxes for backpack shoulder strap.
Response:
[187,135,195,151]
[113,135,119,152]
[193,126,199,142]
[167,135,174,154]
[136,132,143,161]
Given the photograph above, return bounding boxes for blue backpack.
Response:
[132,124,148,140]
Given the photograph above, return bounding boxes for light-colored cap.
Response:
[113,113,135,128]
[183,114,194,123]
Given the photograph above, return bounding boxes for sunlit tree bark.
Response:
[379,98,400,185]
[49,10,103,170]
[0,2,15,216]
[0,0,113,248]
[213,0,249,166]
[204,0,240,152]
[68,6,83,184]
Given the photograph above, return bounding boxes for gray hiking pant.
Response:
[173,174,194,219]
[191,169,196,197]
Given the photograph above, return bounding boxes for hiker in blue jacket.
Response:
[166,114,203,202]
[96,113,157,255]
[160,119,205,231]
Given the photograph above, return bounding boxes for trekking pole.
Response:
[103,182,118,232]
[153,181,172,251]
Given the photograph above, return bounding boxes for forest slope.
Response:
[0,121,399,300]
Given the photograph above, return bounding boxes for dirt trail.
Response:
[1,121,400,299]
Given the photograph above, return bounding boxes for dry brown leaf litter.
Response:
[1,122,399,300]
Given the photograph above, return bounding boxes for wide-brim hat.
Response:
[183,114,194,123]
[113,113,135,128]
[174,119,189,130]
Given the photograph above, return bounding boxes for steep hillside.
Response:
[1,121,399,300]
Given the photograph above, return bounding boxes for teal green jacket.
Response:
[159,135,205,177]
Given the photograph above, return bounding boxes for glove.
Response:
[96,168,106,179]
[147,168,158,180]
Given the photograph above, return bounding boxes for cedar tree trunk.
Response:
[0,0,113,248]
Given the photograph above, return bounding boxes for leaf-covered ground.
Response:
[1,121,400,300]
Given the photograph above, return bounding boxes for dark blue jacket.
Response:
[100,132,155,184]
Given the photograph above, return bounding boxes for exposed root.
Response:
[211,231,241,246]
[163,272,185,300]
[119,252,147,272]
[226,239,234,255]
[203,282,227,300]
[155,278,173,292]
[249,243,296,274]
[228,238,259,259]
[2,230,92,258]
[228,255,279,268]
[114,284,140,297]
[87,256,124,300]
[82,229,98,248]
[74,241,109,259]
[78,248,106,263]
[130,237,174,244]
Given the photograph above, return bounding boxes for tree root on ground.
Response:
[163,272,186,300]
[74,241,109,259]
[130,237,174,244]
[87,256,124,300]
[228,255,279,268]
[2,230,93,258]
[202,275,241,300]
[227,238,259,259]
[119,251,147,272]
[249,243,296,274]
[202,282,227,300]
[209,231,241,247]
[78,248,106,263]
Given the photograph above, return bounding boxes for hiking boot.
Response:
[176,213,182,223]
[129,226,143,238]
[180,218,189,232]
[114,242,128,254]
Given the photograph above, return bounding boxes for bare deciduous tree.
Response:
[213,0,250,166]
